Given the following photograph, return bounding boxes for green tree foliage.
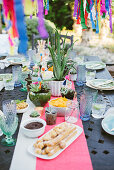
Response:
[25,16,56,47]
[45,0,74,30]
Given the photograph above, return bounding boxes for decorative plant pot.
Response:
[29,91,51,106]
[49,80,64,97]
[69,74,77,81]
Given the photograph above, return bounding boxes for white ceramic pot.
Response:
[69,74,77,81]
[49,80,64,97]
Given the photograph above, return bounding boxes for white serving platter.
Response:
[28,124,83,160]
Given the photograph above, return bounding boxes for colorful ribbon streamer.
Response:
[37,0,49,39]
[13,0,28,56]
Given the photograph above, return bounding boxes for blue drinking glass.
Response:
[76,64,86,86]
[80,86,97,121]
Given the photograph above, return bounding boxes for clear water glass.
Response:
[27,49,36,67]
[80,87,93,121]
[86,70,96,81]
[76,64,86,86]
[65,101,79,124]
[4,78,14,90]
[12,65,22,87]
[20,72,28,91]
[1,100,18,146]
[92,96,106,119]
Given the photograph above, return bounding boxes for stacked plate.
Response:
[86,79,114,90]
[85,61,106,70]
[102,107,114,135]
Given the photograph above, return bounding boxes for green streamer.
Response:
[80,0,88,29]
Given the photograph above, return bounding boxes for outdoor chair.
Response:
[32,34,73,51]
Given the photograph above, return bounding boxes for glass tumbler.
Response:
[92,95,106,119]
[4,78,14,91]
[12,65,22,87]
[80,87,93,121]
[76,64,86,86]
[1,100,18,146]
[65,101,79,124]
[20,72,28,92]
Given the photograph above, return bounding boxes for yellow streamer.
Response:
[98,0,101,33]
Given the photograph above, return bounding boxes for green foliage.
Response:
[48,30,74,81]
[29,82,50,93]
[45,0,74,30]
[60,87,75,100]
[25,16,56,47]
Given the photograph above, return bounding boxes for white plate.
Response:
[16,103,29,114]
[28,124,83,159]
[102,113,114,135]
[85,61,106,70]
[86,79,114,90]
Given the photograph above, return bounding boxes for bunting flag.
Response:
[74,0,113,33]
[2,0,113,56]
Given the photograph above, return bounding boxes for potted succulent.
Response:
[69,68,77,81]
[60,87,75,100]
[48,30,74,96]
[29,81,51,106]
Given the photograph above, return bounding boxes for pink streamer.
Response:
[8,35,14,46]
[100,0,107,15]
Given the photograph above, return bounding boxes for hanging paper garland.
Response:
[74,0,113,33]
[13,0,28,56]
[37,0,49,39]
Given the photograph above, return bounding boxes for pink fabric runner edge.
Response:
[36,82,93,170]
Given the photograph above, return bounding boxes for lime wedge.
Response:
[93,104,102,110]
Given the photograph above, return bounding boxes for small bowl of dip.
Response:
[21,118,46,138]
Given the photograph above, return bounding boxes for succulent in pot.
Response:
[60,87,75,100]
[29,81,51,106]
[69,68,77,81]
[48,30,74,96]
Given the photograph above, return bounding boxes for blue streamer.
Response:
[90,0,95,29]
[13,0,28,57]
[105,0,109,13]
[96,0,99,33]
[47,0,49,11]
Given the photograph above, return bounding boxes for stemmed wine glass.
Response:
[0,100,18,146]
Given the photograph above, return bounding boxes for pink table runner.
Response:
[36,83,93,170]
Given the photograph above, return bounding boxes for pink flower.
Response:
[32,82,38,85]
[65,75,70,80]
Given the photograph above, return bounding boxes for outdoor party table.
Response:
[0,56,114,170]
